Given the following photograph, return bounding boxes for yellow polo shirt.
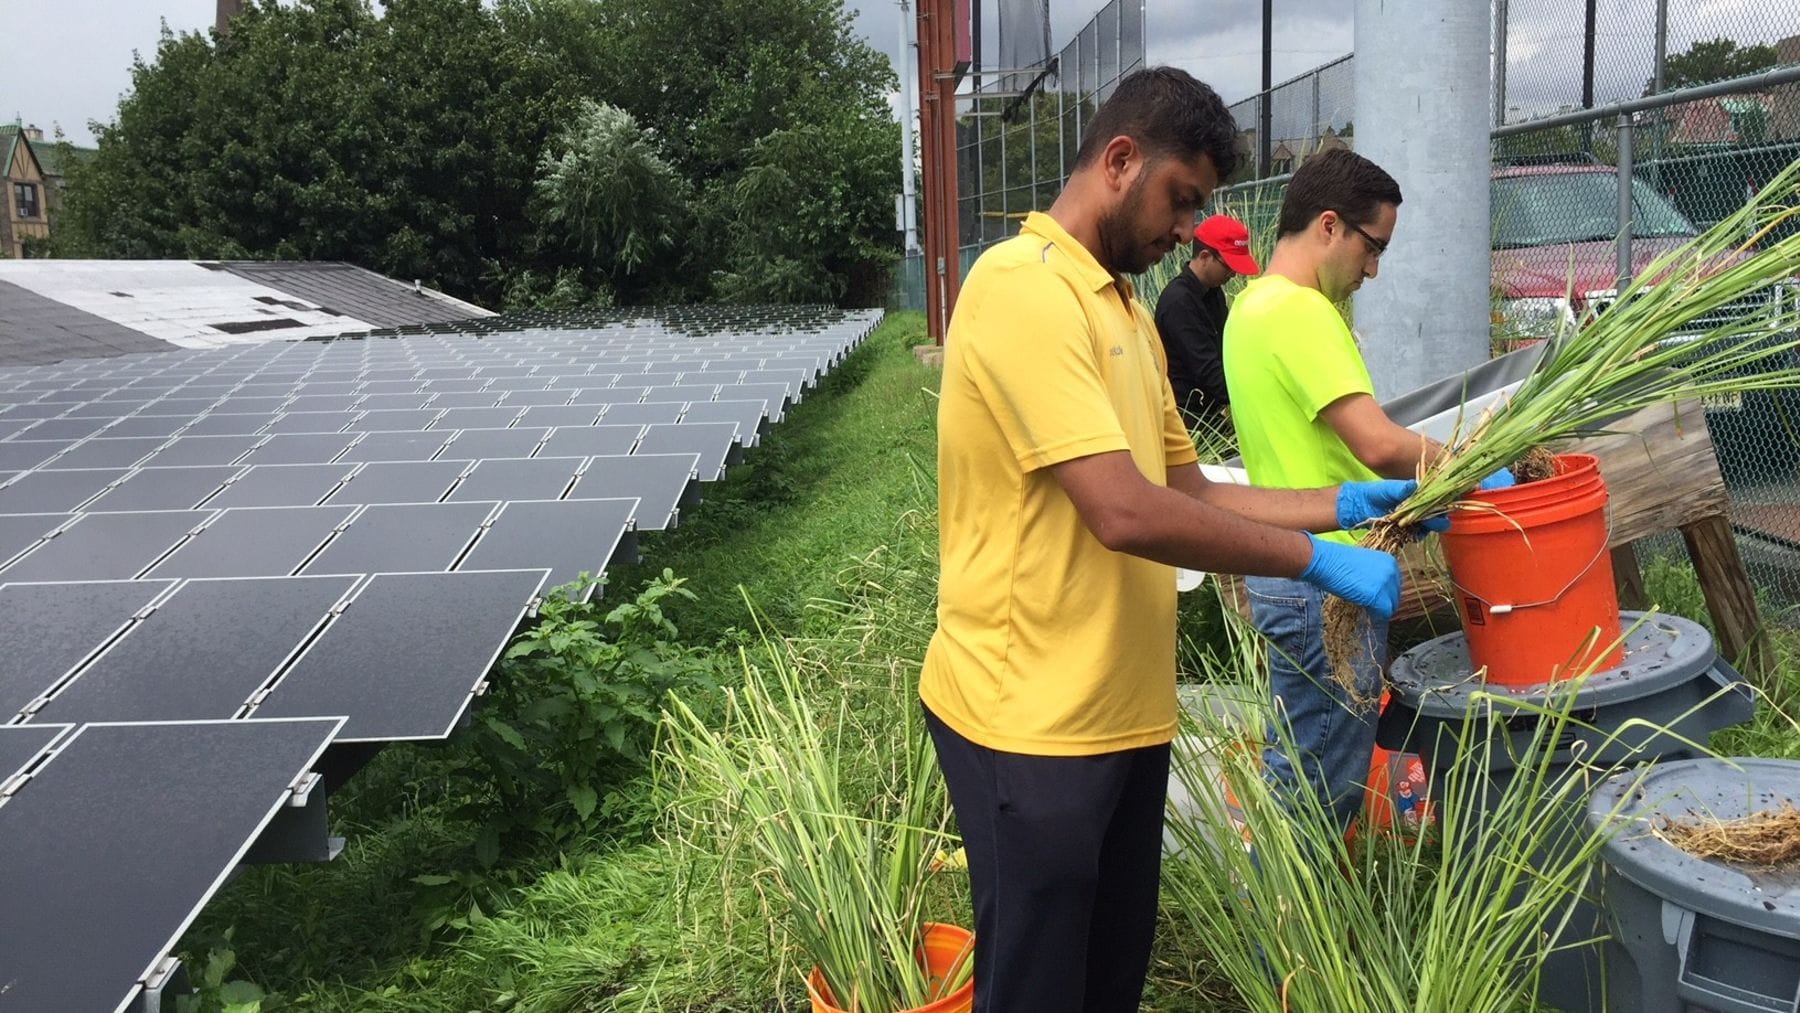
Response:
[920,211,1199,756]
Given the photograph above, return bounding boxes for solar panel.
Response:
[266,410,360,435]
[183,412,277,437]
[0,468,120,513]
[202,463,355,508]
[338,430,451,462]
[446,456,583,502]
[517,405,604,429]
[0,440,70,471]
[439,424,543,460]
[682,399,769,447]
[137,434,260,467]
[98,414,190,439]
[459,499,636,594]
[0,579,172,721]
[354,409,442,432]
[355,393,435,411]
[0,717,341,1013]
[32,575,354,724]
[636,422,740,481]
[302,501,494,574]
[24,417,111,441]
[568,453,696,530]
[255,569,547,741]
[496,390,575,407]
[0,512,65,566]
[538,424,642,458]
[83,466,238,512]
[424,391,505,409]
[596,402,685,426]
[41,437,167,471]
[0,723,64,788]
[0,510,202,581]
[236,433,357,466]
[144,505,351,579]
[429,406,522,430]
[323,460,465,505]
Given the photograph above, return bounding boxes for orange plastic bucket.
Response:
[807,922,975,1013]
[1441,453,1623,687]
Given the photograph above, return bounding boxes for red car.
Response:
[1490,161,1795,483]
[1490,162,1710,346]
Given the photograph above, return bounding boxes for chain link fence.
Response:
[893,0,1145,309]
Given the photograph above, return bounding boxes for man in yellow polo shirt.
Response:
[1224,148,1515,833]
[920,69,1419,1013]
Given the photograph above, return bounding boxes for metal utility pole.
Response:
[917,0,965,343]
[899,0,921,254]
[1259,0,1273,177]
[1492,0,1509,127]
[1582,0,1597,109]
[1352,0,1491,398]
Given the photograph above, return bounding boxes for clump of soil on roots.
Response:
[1655,802,1800,867]
[1511,446,1558,484]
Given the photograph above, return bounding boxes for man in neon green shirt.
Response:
[1223,149,1513,829]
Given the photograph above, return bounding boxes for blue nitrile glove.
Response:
[1298,533,1402,620]
[1336,478,1419,530]
[1479,467,1518,491]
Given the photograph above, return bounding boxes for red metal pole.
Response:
[917,0,962,344]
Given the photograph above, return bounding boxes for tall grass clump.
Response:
[659,625,969,1012]
[1161,593,1731,1011]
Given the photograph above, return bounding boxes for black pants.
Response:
[923,703,1171,1013]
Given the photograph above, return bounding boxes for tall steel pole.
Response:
[1492,0,1509,126]
[1353,0,1491,398]
[1259,0,1272,177]
[899,0,921,254]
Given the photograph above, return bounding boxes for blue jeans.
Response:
[1244,574,1389,832]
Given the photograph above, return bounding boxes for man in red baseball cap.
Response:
[1153,214,1261,429]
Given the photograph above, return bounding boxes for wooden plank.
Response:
[1681,513,1772,685]
[1568,400,1730,544]
[1612,541,1650,611]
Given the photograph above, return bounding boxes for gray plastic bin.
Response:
[1586,757,1800,1013]
[1378,612,1757,1012]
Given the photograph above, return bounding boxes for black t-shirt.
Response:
[1152,266,1230,423]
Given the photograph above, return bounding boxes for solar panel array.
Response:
[0,304,880,1013]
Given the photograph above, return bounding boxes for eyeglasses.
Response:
[1335,214,1389,258]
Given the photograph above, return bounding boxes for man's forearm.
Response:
[1108,482,1317,576]
[1166,464,1340,532]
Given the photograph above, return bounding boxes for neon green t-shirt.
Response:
[1222,274,1377,546]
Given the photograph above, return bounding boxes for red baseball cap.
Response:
[1194,215,1261,275]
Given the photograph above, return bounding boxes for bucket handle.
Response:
[1670,906,1800,1013]
[1447,514,1612,615]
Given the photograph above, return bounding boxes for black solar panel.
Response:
[0,717,341,1013]
[144,505,351,579]
[567,453,696,530]
[0,579,172,721]
[139,434,261,467]
[202,463,354,508]
[324,460,465,505]
[302,501,493,575]
[538,424,642,458]
[459,499,636,594]
[236,433,357,466]
[33,575,353,724]
[42,437,167,471]
[0,468,120,513]
[597,402,685,426]
[339,430,451,462]
[636,422,740,481]
[0,723,64,788]
[83,466,237,512]
[446,456,583,502]
[256,569,547,740]
[1,510,202,581]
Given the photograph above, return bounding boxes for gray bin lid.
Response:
[1389,611,1715,715]
[1586,757,1800,936]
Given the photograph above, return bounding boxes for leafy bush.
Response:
[460,572,718,857]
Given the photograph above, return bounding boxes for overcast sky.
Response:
[4,0,1797,148]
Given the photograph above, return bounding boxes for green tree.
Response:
[58,0,899,307]
[1648,36,1779,94]
[529,100,690,303]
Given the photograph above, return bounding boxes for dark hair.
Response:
[1276,148,1402,238]
[1073,67,1238,180]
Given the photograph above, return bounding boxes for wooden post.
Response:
[1611,541,1649,611]
[1680,514,1771,684]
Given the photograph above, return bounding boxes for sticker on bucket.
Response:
[1463,596,1486,625]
